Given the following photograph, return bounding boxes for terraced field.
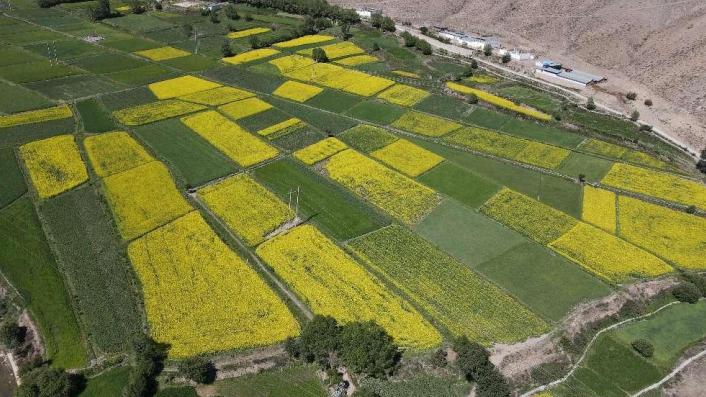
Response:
[0,1,703,395]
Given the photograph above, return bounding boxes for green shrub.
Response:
[672,282,701,304]
[631,339,654,358]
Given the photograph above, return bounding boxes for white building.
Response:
[355,7,381,20]
[437,30,501,51]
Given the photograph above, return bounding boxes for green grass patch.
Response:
[338,124,397,153]
[304,89,362,113]
[159,54,219,72]
[25,75,125,100]
[70,52,147,74]
[268,96,357,134]
[237,107,291,132]
[0,29,64,45]
[78,366,130,397]
[477,242,612,322]
[205,66,286,94]
[0,199,87,368]
[0,60,82,83]
[101,86,157,111]
[40,186,142,353]
[215,365,326,397]
[0,45,44,66]
[0,148,27,208]
[414,199,526,266]
[414,94,475,122]
[271,127,326,151]
[495,84,563,113]
[155,387,198,397]
[417,162,500,209]
[346,99,406,125]
[134,118,237,187]
[76,98,117,133]
[500,118,584,148]
[104,63,178,86]
[463,107,512,130]
[0,117,74,148]
[557,151,614,182]
[102,14,174,32]
[254,158,386,241]
[0,80,53,114]
[102,37,162,52]
[24,39,101,61]
[359,375,470,397]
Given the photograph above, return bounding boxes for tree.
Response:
[644,98,653,106]
[626,92,637,100]
[370,13,383,29]
[682,272,706,296]
[586,96,596,110]
[179,357,216,384]
[209,10,220,24]
[124,336,168,397]
[129,0,145,14]
[92,0,112,20]
[0,321,24,349]
[672,282,701,303]
[470,58,478,69]
[415,39,432,55]
[420,26,429,35]
[221,40,233,57]
[296,315,340,367]
[501,53,511,63]
[338,321,400,378]
[381,16,395,32]
[224,4,238,20]
[340,22,351,40]
[453,336,510,397]
[371,42,380,52]
[483,43,492,56]
[401,31,416,47]
[430,348,447,367]
[630,110,640,121]
[244,13,253,21]
[467,93,478,104]
[631,339,654,358]
[312,47,329,63]
[16,366,78,397]
[314,17,332,31]
[182,23,194,38]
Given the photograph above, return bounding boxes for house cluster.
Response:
[535,59,605,88]
[355,7,382,20]
[435,29,534,61]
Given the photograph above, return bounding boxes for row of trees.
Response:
[400,31,432,55]
[453,337,511,397]
[236,0,359,24]
[370,14,395,32]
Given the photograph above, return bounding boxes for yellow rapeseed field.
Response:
[467,74,499,84]
[0,104,72,128]
[371,139,444,177]
[227,27,271,39]
[128,211,299,358]
[619,196,706,270]
[257,118,303,139]
[274,34,334,48]
[445,127,528,159]
[298,41,365,59]
[335,55,379,66]
[282,62,394,96]
[272,80,323,102]
[134,46,190,61]
[481,188,578,244]
[324,149,440,224]
[198,174,294,246]
[549,222,672,282]
[294,137,348,165]
[178,86,254,106]
[601,163,706,209]
[84,131,154,177]
[581,186,616,233]
[102,161,191,240]
[181,110,278,167]
[392,70,420,79]
[446,82,552,121]
[113,99,206,126]
[514,141,571,169]
[343,74,395,96]
[269,55,315,74]
[223,48,280,65]
[581,139,629,158]
[19,135,88,198]
[255,224,441,349]
[622,150,672,171]
[377,84,430,107]
[148,76,220,99]
[218,97,272,120]
[391,111,462,137]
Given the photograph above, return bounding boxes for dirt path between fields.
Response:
[633,346,706,396]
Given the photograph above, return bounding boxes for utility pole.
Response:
[295,186,300,219]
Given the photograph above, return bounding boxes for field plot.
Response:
[348,225,549,343]
[601,163,706,209]
[480,188,577,244]
[390,111,462,137]
[335,55,379,66]
[371,139,443,177]
[282,62,394,96]
[20,135,88,198]
[294,137,347,165]
[549,222,672,282]
[40,187,142,353]
[128,211,299,358]
[618,196,706,270]
[256,225,441,349]
[0,148,27,208]
[148,76,220,99]
[0,104,72,128]
[582,186,616,233]
[274,34,334,48]
[557,152,614,182]
[84,131,154,177]
[199,174,293,246]
[257,118,303,140]
[359,375,469,397]
[298,41,365,59]
[417,162,500,209]
[223,48,280,65]
[135,46,190,61]
[227,27,271,39]
[215,365,326,397]
[254,159,385,241]
[323,149,441,224]
[101,162,191,240]
[304,89,361,113]
[376,84,430,107]
[76,99,117,133]
[0,199,87,368]
[181,110,278,167]
[446,82,552,121]
[272,80,323,102]
[581,139,671,171]
[218,97,272,120]
[346,100,406,125]
[339,124,398,153]
[78,366,130,397]
[0,60,81,83]
[178,86,253,106]
[269,55,316,74]
[113,99,206,126]
[267,96,357,134]
[0,80,53,114]
[135,118,237,187]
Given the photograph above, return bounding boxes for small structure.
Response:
[535,59,605,88]
[437,29,501,51]
[499,48,534,61]
[203,2,225,12]
[355,7,381,19]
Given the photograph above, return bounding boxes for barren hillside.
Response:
[334,0,706,153]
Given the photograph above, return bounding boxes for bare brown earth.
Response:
[333,0,706,154]
[662,344,706,397]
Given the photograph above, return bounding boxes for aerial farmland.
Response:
[0,1,705,396]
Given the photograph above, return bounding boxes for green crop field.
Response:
[77,98,117,133]
[0,199,87,368]
[0,148,27,208]
[78,366,130,397]
[347,100,407,125]
[0,80,53,113]
[417,162,500,209]
[215,365,327,397]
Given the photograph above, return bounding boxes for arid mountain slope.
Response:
[334,0,706,152]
